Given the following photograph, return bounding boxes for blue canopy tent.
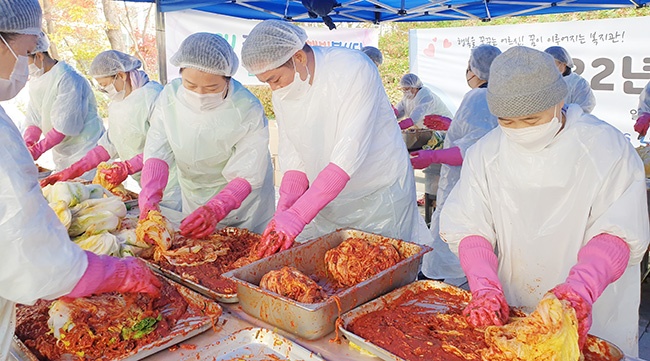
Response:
[118,0,648,81]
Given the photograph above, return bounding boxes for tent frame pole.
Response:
[155,0,167,84]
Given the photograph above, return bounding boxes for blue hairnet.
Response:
[400,73,423,89]
[241,20,308,75]
[170,32,239,76]
[30,32,49,54]
[0,0,42,35]
[90,50,142,78]
[361,46,383,66]
[544,46,574,68]
[469,44,501,81]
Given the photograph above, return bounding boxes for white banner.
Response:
[165,10,379,85]
[411,16,650,145]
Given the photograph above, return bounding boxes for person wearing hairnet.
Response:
[241,20,429,257]
[22,33,104,177]
[440,46,649,356]
[410,44,501,285]
[545,46,596,114]
[395,73,453,130]
[0,1,161,359]
[138,32,274,238]
[360,46,383,67]
[40,50,182,210]
[633,80,650,137]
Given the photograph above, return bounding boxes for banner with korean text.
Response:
[410,16,650,144]
[165,10,379,86]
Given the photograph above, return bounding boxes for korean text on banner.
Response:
[410,16,650,145]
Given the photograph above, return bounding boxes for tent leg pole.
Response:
[155,0,167,84]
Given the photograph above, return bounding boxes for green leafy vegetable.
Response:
[120,314,162,340]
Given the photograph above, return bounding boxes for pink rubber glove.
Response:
[180,178,252,239]
[550,233,630,349]
[23,125,42,148]
[424,114,452,131]
[459,236,510,328]
[138,158,169,220]
[100,153,144,187]
[392,105,399,117]
[65,252,161,298]
[634,112,650,137]
[398,118,414,130]
[410,147,463,169]
[258,163,350,258]
[40,146,110,187]
[277,170,309,212]
[29,128,66,161]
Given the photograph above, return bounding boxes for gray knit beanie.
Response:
[487,46,568,118]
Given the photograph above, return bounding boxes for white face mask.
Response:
[273,60,311,101]
[28,62,43,78]
[403,89,416,100]
[0,35,29,101]
[100,76,126,102]
[180,84,227,112]
[501,106,562,152]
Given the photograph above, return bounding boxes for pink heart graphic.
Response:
[443,39,452,48]
[432,37,437,42]
[424,44,436,58]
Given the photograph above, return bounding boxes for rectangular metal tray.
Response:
[223,228,431,340]
[144,259,239,304]
[338,280,625,361]
[141,226,262,304]
[179,327,326,361]
[11,278,222,361]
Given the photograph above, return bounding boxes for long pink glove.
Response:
[100,153,144,187]
[23,125,42,148]
[458,236,510,328]
[138,158,169,220]
[65,251,161,298]
[258,163,350,258]
[29,128,66,160]
[550,233,630,349]
[277,170,309,212]
[410,147,463,169]
[424,114,452,131]
[398,118,414,130]
[40,146,111,187]
[634,112,650,137]
[179,178,252,239]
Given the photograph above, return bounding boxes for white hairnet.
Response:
[89,50,142,78]
[170,32,239,76]
[241,20,308,75]
[30,32,49,54]
[469,44,501,81]
[400,73,423,89]
[361,46,383,66]
[544,46,574,68]
[0,0,42,35]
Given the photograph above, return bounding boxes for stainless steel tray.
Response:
[223,228,432,340]
[144,258,239,304]
[339,280,625,361]
[179,327,326,361]
[11,279,222,361]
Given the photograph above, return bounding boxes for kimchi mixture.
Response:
[15,279,191,361]
[324,238,401,287]
[147,228,261,294]
[260,266,327,304]
[347,285,617,361]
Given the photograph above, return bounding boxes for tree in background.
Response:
[38,0,157,117]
